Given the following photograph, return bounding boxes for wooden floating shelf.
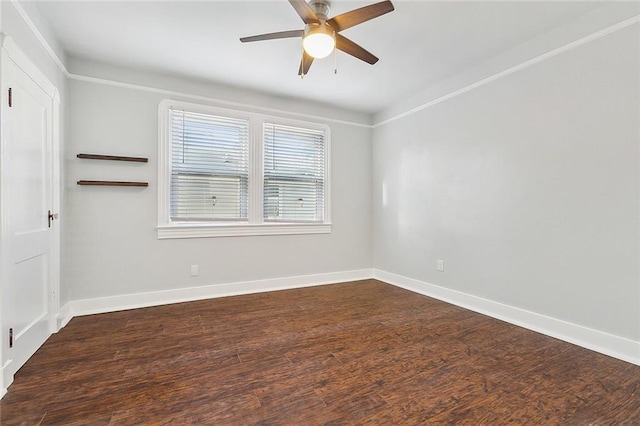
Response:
[77,180,148,187]
[77,153,148,163]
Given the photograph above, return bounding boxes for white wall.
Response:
[63,65,372,303]
[372,18,639,349]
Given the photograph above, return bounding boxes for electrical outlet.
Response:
[190,265,199,277]
[437,259,444,272]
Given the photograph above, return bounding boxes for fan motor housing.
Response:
[309,0,331,20]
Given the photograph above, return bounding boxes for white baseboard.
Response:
[373,269,640,366]
[59,269,373,322]
[56,302,74,330]
[1,359,13,400]
[56,268,639,367]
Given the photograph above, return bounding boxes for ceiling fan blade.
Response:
[336,34,378,65]
[289,0,319,24]
[327,1,394,32]
[240,30,304,43]
[298,51,314,75]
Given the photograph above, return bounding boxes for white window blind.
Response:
[170,109,249,222]
[263,123,325,223]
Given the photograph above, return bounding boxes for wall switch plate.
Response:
[437,259,444,272]
[190,265,199,277]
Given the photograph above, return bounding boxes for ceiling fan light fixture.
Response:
[303,24,335,59]
[240,0,395,75]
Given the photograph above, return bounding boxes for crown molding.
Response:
[9,0,69,76]
[374,14,640,127]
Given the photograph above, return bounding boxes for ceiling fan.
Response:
[240,0,395,76]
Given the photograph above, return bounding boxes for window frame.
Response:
[157,99,331,239]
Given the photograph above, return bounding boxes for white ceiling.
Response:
[32,1,604,113]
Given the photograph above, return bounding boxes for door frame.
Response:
[0,35,61,397]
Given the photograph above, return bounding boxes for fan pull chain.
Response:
[333,31,338,74]
[300,43,305,79]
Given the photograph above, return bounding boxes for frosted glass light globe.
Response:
[303,32,335,59]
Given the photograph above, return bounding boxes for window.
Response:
[158,100,331,239]
[170,110,249,222]
[264,123,325,223]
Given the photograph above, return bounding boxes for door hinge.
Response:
[9,328,13,348]
[8,88,12,107]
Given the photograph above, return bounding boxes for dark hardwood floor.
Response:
[1,279,638,425]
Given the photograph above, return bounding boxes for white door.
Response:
[1,46,57,388]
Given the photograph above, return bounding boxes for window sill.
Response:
[157,222,332,239]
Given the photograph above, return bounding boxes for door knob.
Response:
[48,210,58,228]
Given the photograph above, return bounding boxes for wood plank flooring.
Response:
[1,279,638,424]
